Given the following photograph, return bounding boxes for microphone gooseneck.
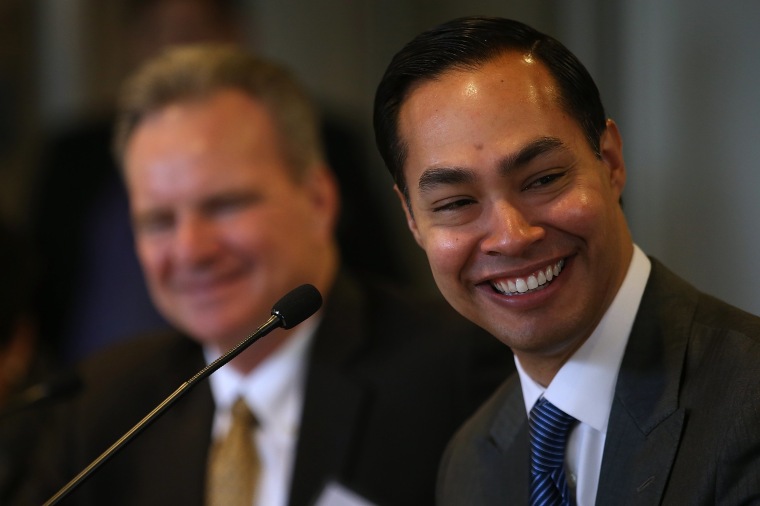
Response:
[43,284,322,506]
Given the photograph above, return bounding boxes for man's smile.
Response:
[489,259,565,296]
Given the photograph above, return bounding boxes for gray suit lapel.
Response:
[597,260,694,504]
[438,376,528,506]
[488,378,530,504]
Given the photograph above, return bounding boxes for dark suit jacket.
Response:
[438,259,760,505]
[17,272,512,506]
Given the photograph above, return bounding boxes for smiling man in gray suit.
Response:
[373,16,760,505]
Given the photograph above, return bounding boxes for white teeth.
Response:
[491,259,565,296]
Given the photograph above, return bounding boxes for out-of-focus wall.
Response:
[559,0,760,316]
[247,0,560,289]
[623,0,760,316]
[25,0,558,293]
[16,0,760,313]
[0,1,36,224]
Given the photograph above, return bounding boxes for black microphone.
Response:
[43,284,322,506]
[272,283,324,329]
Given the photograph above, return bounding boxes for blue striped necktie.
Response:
[529,397,577,506]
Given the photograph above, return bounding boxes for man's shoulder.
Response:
[321,273,512,379]
[646,258,760,343]
[70,330,204,409]
[335,271,496,340]
[80,329,199,378]
[317,270,514,399]
[450,376,521,442]
[437,375,523,505]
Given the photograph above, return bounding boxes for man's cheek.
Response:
[427,242,466,280]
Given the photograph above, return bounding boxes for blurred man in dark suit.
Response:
[16,44,511,506]
[30,0,405,364]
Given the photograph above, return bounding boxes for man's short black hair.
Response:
[373,16,607,198]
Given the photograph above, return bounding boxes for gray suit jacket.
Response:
[16,272,513,506]
[438,258,760,505]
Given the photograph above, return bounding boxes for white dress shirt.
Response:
[515,244,651,505]
[205,316,318,506]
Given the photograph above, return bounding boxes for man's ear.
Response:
[393,185,424,248]
[305,164,341,238]
[600,119,626,199]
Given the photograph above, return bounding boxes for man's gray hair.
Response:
[114,43,325,180]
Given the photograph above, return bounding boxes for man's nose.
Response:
[173,215,219,264]
[480,200,544,256]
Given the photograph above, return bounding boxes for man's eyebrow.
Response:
[415,137,567,195]
[498,136,567,176]
[418,166,476,194]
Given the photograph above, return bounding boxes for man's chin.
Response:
[175,320,240,349]
[171,304,273,346]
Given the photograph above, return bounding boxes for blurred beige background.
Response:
[2,0,759,316]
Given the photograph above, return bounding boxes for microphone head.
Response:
[271,284,322,329]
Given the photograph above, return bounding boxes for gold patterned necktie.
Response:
[206,397,260,506]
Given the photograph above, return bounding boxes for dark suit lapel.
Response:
[154,357,215,505]
[597,260,694,504]
[488,376,530,504]
[88,335,213,505]
[126,337,213,506]
[288,274,369,506]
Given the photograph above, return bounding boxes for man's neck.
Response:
[515,336,589,387]
[221,328,299,375]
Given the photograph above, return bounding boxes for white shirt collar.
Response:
[516,244,651,432]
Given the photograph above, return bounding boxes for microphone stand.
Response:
[43,314,283,506]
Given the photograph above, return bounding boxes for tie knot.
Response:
[231,397,257,427]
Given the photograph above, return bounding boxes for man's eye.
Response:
[523,172,563,190]
[433,198,475,212]
[136,214,174,234]
[209,194,260,215]
[214,199,245,213]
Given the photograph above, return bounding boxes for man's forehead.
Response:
[399,57,560,141]
[411,53,555,102]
